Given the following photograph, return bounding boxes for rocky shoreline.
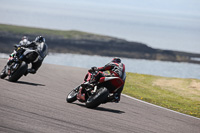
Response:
[0,25,200,64]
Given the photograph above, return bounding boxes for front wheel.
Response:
[8,62,28,82]
[0,66,7,79]
[66,86,79,103]
[86,87,109,108]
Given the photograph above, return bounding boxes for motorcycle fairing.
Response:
[22,42,48,63]
[84,72,92,82]
[8,56,14,61]
[99,76,124,93]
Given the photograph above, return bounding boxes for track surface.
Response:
[0,58,200,133]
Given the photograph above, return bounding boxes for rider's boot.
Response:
[24,68,36,76]
[107,93,120,103]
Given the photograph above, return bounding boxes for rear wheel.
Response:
[8,62,28,82]
[66,86,79,103]
[86,87,109,108]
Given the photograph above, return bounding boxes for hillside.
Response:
[0,24,200,64]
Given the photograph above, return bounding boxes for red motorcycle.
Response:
[66,68,124,108]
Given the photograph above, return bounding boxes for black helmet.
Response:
[112,57,121,63]
[35,36,45,43]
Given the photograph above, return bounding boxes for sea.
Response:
[0,0,200,53]
[0,0,200,79]
[0,53,199,79]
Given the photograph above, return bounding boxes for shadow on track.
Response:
[16,81,45,86]
[5,79,45,86]
[94,106,125,114]
[72,103,125,114]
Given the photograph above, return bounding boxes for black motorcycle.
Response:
[0,42,48,82]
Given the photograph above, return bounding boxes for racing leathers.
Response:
[22,41,45,75]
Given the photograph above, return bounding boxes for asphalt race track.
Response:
[0,58,200,133]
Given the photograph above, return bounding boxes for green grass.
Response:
[0,23,116,41]
[123,72,200,118]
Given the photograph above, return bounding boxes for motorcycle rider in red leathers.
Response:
[89,57,126,103]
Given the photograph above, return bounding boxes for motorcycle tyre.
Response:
[8,62,28,82]
[86,87,109,109]
[66,86,79,103]
[0,66,7,79]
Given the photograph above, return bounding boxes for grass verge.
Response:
[123,72,200,118]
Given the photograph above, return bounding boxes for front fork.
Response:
[5,65,10,76]
[6,62,20,76]
[91,86,97,94]
[0,66,8,79]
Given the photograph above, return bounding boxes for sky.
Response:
[0,0,200,53]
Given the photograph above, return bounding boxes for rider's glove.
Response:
[88,66,98,72]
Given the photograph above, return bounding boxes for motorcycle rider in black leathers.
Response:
[8,36,48,75]
[89,57,126,103]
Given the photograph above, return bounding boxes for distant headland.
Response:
[0,24,200,64]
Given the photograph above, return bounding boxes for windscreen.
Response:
[37,42,48,59]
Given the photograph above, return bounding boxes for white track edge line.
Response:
[122,94,200,120]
